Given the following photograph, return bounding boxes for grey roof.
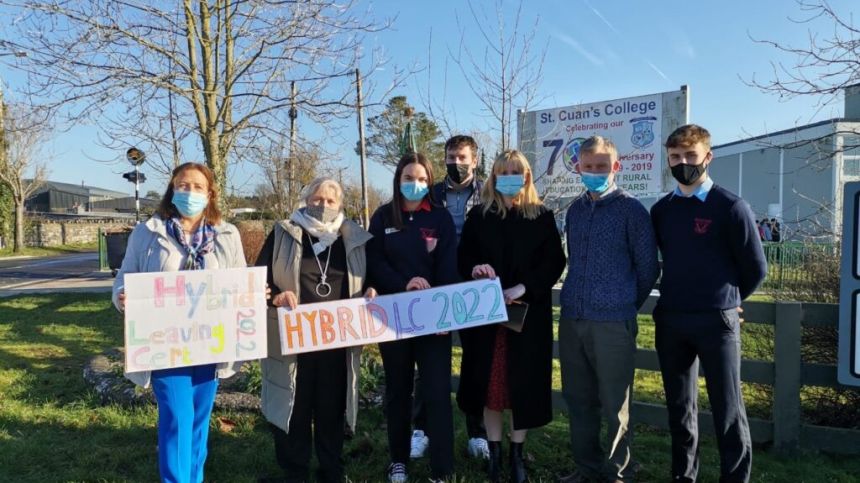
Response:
[29,180,130,199]
[712,117,860,150]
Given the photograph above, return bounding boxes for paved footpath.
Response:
[0,251,113,297]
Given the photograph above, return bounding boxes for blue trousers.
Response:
[151,364,219,483]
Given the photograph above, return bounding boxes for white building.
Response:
[711,84,860,241]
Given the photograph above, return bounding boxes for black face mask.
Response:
[446,163,472,184]
[671,163,707,186]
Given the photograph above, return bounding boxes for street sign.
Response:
[838,181,860,386]
[122,171,146,184]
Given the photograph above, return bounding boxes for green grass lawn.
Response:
[1,294,859,482]
[0,242,98,258]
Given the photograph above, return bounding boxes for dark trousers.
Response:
[654,308,752,483]
[270,348,347,483]
[380,333,454,479]
[413,373,486,439]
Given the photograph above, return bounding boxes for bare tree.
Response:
[0,96,48,252]
[745,0,860,239]
[0,1,393,199]
[251,139,326,217]
[342,181,384,222]
[748,1,859,104]
[450,0,547,152]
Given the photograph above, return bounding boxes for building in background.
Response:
[711,84,860,242]
[25,180,157,216]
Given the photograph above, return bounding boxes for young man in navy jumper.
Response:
[650,124,766,483]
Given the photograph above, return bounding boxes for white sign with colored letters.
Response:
[530,93,664,199]
[277,278,510,355]
[123,267,268,373]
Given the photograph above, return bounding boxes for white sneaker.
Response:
[410,430,429,459]
[467,437,490,459]
[387,462,408,483]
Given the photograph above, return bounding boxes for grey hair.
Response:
[300,177,344,206]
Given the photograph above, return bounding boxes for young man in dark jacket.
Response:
[411,135,489,461]
[650,124,767,483]
[559,135,659,483]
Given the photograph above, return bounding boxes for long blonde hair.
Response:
[480,149,543,220]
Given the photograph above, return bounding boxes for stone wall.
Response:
[28,219,135,247]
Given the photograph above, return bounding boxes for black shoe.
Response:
[487,440,502,482]
[509,441,527,483]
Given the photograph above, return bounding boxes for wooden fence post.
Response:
[773,301,802,454]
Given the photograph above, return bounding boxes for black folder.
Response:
[502,301,529,332]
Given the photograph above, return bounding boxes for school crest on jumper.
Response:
[693,217,712,235]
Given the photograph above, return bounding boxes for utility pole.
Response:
[355,68,369,227]
[288,81,298,212]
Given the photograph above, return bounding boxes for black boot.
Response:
[487,441,502,482]
[509,441,527,483]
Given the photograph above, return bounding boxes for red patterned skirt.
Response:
[485,326,510,410]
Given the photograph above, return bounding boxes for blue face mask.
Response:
[495,174,525,197]
[172,190,209,217]
[581,172,612,193]
[400,181,429,201]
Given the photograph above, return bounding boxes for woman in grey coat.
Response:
[255,177,374,483]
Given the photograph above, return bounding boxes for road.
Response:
[0,252,113,295]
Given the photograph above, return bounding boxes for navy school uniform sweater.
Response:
[366,201,461,295]
[650,184,767,312]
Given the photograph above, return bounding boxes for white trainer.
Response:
[410,429,429,459]
[387,462,408,483]
[467,436,490,459]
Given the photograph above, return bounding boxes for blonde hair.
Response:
[579,135,618,162]
[481,149,543,220]
[300,177,344,207]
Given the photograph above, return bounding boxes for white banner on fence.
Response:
[530,93,664,199]
[277,278,509,355]
[124,266,268,373]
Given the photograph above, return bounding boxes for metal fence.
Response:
[761,242,838,291]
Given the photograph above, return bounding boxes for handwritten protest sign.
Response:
[124,266,268,373]
[277,278,509,355]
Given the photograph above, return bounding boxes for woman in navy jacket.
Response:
[366,152,459,483]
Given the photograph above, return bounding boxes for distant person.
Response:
[366,152,459,483]
[558,136,659,483]
[456,149,565,482]
[760,219,772,242]
[409,134,488,461]
[112,162,248,483]
[255,177,375,483]
[770,218,781,243]
[650,124,767,483]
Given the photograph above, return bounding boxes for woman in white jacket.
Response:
[112,162,246,483]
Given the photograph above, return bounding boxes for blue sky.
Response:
[0,0,855,197]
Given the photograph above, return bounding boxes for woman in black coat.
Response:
[456,149,565,483]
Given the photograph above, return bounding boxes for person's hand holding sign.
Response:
[118,290,126,311]
[273,290,298,310]
[503,284,526,304]
[406,277,431,291]
[364,287,378,301]
[471,264,496,280]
